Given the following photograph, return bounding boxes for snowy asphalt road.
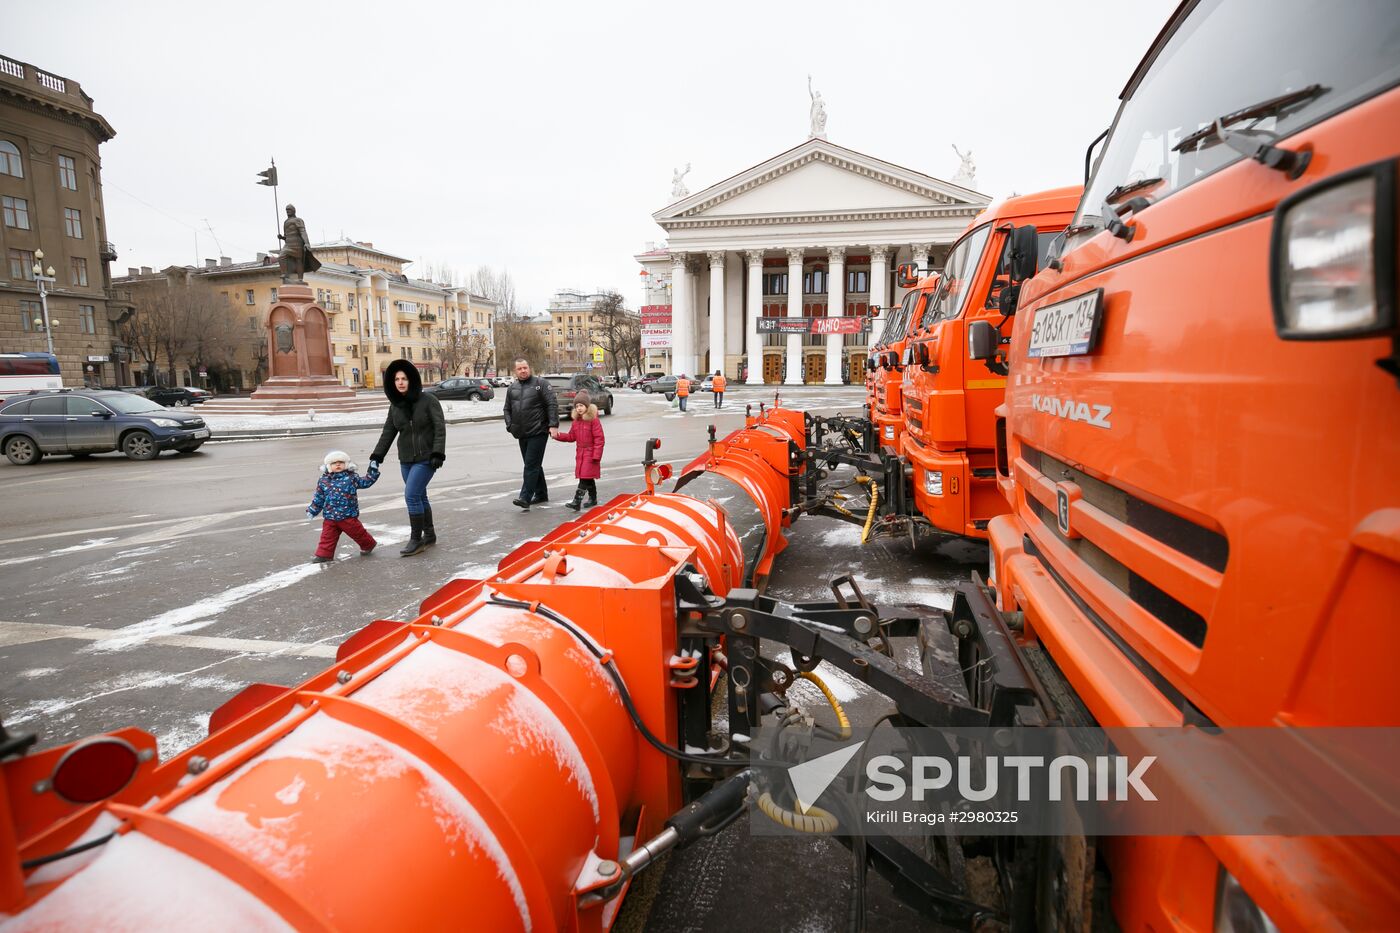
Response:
[1,384,985,932]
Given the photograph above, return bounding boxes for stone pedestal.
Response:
[251,284,355,404]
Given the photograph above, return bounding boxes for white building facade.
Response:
[636,138,989,384]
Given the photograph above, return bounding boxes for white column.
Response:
[745,250,764,384]
[784,248,805,385]
[869,245,890,317]
[707,251,726,379]
[912,243,931,273]
[671,253,694,377]
[825,246,845,385]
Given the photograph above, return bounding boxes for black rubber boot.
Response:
[420,506,437,547]
[583,481,597,508]
[565,490,583,511]
[399,513,426,556]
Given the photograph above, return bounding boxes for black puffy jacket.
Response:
[372,359,446,464]
[503,375,558,439]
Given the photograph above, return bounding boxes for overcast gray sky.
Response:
[9,0,1175,311]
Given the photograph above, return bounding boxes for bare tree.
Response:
[430,324,470,377]
[587,291,642,379]
[179,284,239,385]
[469,266,518,318]
[122,278,195,385]
[494,312,545,373]
[420,261,463,287]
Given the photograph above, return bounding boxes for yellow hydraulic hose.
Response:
[856,475,879,544]
[757,791,839,834]
[797,671,851,739]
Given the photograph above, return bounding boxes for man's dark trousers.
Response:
[519,434,549,502]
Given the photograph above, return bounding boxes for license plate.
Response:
[1026,289,1104,358]
[195,429,210,438]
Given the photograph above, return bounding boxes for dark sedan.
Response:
[542,373,613,417]
[1,389,212,465]
[140,386,211,407]
[424,377,495,401]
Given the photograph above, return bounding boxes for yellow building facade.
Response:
[115,240,498,389]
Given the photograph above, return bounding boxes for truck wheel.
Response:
[122,431,158,461]
[4,435,42,466]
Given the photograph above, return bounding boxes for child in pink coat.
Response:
[556,390,604,510]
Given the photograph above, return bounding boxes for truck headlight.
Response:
[1271,161,1394,340]
[883,425,894,440]
[1214,869,1280,933]
[924,470,943,496]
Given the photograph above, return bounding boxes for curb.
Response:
[208,412,500,441]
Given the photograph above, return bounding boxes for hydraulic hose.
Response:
[756,791,839,834]
[857,475,878,544]
[487,594,742,767]
[797,671,851,740]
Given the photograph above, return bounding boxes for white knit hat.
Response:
[322,449,356,473]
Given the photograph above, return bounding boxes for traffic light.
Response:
[257,165,278,186]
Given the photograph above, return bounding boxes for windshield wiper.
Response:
[1104,176,1164,204]
[1173,84,1328,153]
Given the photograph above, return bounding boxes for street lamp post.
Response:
[31,249,58,357]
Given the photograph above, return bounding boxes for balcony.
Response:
[419,312,437,323]
[323,298,343,312]
[376,344,391,354]
[100,241,118,262]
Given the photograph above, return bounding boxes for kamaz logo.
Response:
[1030,395,1112,429]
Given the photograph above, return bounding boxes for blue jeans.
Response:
[400,460,436,515]
[678,395,687,411]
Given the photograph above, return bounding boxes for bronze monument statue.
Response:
[278,204,321,283]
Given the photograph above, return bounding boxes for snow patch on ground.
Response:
[19,667,57,679]
[0,537,118,569]
[93,563,323,651]
[819,523,865,547]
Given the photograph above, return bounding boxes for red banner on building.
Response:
[809,316,864,335]
[759,316,868,335]
[640,305,672,326]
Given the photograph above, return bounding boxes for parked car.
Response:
[542,373,613,417]
[1,389,213,465]
[699,375,716,392]
[141,386,211,407]
[424,376,495,401]
[640,375,678,398]
[628,372,666,389]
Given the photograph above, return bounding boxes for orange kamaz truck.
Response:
[950,0,1400,929]
[900,186,1080,540]
[864,269,940,456]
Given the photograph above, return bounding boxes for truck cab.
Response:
[866,272,939,455]
[901,187,1081,539]
[976,1,1400,928]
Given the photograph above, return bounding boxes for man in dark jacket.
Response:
[502,357,558,511]
[370,359,446,555]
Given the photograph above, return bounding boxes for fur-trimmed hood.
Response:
[574,403,598,421]
[382,359,422,407]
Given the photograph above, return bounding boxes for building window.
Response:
[379,297,387,313]
[399,323,410,337]
[847,269,869,294]
[70,256,88,287]
[20,300,39,331]
[404,347,413,360]
[9,248,35,281]
[0,140,21,177]
[57,154,78,190]
[248,315,258,331]
[347,294,356,310]
[78,305,96,334]
[423,347,433,360]
[270,287,278,302]
[803,267,827,295]
[3,196,31,229]
[63,207,82,238]
[762,272,788,296]
[221,291,229,301]
[349,318,358,333]
[245,289,255,305]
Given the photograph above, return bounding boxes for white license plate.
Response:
[195,429,210,438]
[1026,289,1104,358]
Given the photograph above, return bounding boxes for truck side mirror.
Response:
[1009,225,1039,283]
[896,263,920,288]
[968,321,1001,361]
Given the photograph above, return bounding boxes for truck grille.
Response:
[1019,444,1227,649]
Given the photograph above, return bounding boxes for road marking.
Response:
[0,619,337,658]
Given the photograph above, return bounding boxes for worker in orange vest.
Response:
[712,370,726,409]
[676,374,690,411]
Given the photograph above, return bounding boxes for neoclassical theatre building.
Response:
[636,137,989,384]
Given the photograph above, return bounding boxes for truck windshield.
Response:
[876,290,919,345]
[924,224,992,325]
[1068,0,1400,250]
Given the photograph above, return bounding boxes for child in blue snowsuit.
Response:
[307,450,380,562]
